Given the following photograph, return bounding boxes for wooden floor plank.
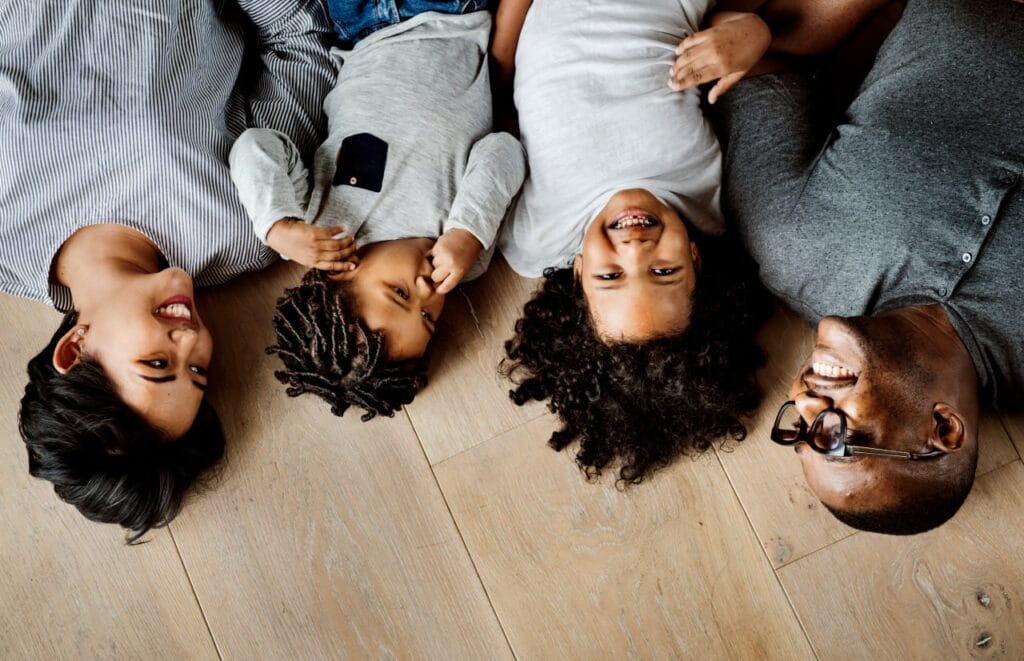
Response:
[405,257,546,465]
[717,307,1020,569]
[433,414,814,658]
[168,264,510,659]
[0,295,218,660]
[998,413,1024,462]
[779,460,1024,660]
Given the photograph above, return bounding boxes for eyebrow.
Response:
[138,374,207,392]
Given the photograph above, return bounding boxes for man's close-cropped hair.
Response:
[503,234,772,484]
[18,312,225,543]
[267,269,429,421]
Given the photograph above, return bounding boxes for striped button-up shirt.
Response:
[0,0,335,310]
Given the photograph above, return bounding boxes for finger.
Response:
[312,225,346,239]
[435,272,458,295]
[671,47,714,74]
[315,259,357,273]
[317,247,357,263]
[430,263,450,284]
[671,63,719,91]
[708,72,744,104]
[675,31,709,55]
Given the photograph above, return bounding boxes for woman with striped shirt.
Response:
[1,0,335,541]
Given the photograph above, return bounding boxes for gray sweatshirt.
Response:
[230,11,526,279]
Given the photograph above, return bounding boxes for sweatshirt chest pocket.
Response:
[333,133,388,192]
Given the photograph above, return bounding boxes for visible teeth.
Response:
[156,303,192,320]
[612,215,654,229]
[812,361,855,378]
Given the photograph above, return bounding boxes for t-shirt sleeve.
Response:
[230,0,336,156]
[708,71,831,228]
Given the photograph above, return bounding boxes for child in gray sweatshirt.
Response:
[230,6,526,419]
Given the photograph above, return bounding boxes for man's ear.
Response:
[930,402,967,453]
[52,327,85,375]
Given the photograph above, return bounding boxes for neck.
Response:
[53,224,163,309]
[887,304,978,392]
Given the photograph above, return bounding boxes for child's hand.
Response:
[266,218,357,272]
[669,12,771,104]
[428,229,482,295]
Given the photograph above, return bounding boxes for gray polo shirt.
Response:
[712,0,1024,406]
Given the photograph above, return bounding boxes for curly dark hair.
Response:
[267,269,429,420]
[503,233,772,484]
[18,312,225,543]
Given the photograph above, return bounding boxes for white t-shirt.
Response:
[498,0,725,277]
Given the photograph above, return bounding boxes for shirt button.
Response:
[981,215,991,225]
[939,286,948,296]
[349,176,358,185]
[962,252,972,263]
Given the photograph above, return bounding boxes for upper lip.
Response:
[154,296,197,329]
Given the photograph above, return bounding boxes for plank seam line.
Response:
[424,409,546,469]
[168,525,225,661]
[712,448,821,661]
[402,407,518,659]
[995,415,1024,462]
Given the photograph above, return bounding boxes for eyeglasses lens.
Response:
[776,404,805,443]
[812,411,845,452]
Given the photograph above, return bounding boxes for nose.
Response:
[793,390,833,425]
[169,326,199,350]
[415,274,437,300]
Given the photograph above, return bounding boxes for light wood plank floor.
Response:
[2,258,1022,659]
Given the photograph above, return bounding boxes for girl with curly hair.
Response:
[493,0,775,481]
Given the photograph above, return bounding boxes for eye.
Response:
[392,286,409,300]
[190,365,208,377]
[421,310,435,324]
[144,359,168,369]
[651,267,677,276]
[598,272,622,281]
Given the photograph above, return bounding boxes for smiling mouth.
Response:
[607,209,661,231]
[155,296,196,327]
[804,360,858,389]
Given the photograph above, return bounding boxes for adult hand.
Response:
[669,12,772,104]
[266,218,357,272]
[428,228,482,295]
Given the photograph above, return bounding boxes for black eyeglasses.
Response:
[770,401,945,460]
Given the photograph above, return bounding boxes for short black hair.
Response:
[18,312,225,543]
[823,450,978,535]
[267,269,429,420]
[503,234,772,483]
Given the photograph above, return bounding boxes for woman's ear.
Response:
[572,253,582,282]
[52,326,86,374]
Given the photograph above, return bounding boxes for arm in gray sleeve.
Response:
[445,131,527,251]
[232,0,336,155]
[229,128,311,243]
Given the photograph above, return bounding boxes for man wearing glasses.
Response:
[707,0,1023,533]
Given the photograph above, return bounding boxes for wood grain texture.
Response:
[433,414,815,659]
[714,307,855,568]
[0,295,217,660]
[405,257,546,465]
[998,413,1024,463]
[169,263,510,659]
[779,460,1024,660]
